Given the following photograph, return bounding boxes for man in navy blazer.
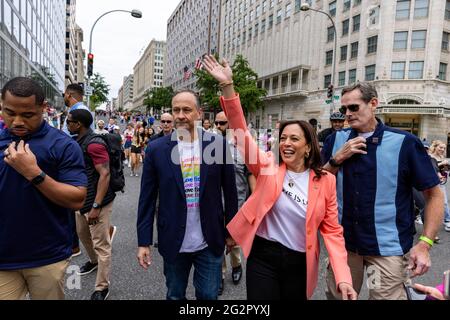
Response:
[137,90,238,300]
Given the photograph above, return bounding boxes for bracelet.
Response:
[419,236,434,247]
[219,81,234,89]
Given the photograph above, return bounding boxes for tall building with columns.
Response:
[133,40,166,111]
[165,0,221,91]
[221,0,450,146]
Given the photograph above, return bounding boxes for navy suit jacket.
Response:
[137,129,238,263]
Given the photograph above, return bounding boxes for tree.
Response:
[144,86,174,113]
[195,54,266,115]
[89,73,110,111]
[232,55,267,115]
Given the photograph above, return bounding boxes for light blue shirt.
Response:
[62,102,94,136]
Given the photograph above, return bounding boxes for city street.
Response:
[66,163,450,300]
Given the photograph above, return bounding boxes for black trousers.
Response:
[246,236,307,300]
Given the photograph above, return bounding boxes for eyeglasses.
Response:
[215,121,228,126]
[161,120,173,124]
[339,104,360,115]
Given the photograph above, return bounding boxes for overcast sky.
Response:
[76,0,180,99]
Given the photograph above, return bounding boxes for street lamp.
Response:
[86,9,143,109]
[300,3,337,114]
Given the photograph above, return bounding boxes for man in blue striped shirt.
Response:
[322,82,444,300]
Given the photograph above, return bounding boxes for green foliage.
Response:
[144,86,174,113]
[89,73,110,111]
[195,54,266,115]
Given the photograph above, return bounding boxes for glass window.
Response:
[351,42,359,58]
[439,63,447,81]
[354,0,361,5]
[409,61,424,79]
[4,1,12,34]
[443,32,449,51]
[268,14,273,28]
[327,26,334,42]
[339,71,346,86]
[324,74,332,88]
[343,0,351,12]
[353,15,360,32]
[391,62,406,79]
[446,1,450,20]
[394,31,408,49]
[261,19,266,33]
[295,0,301,12]
[411,30,426,49]
[365,65,376,81]
[342,19,349,36]
[326,50,333,65]
[414,0,428,18]
[329,1,336,17]
[286,3,292,18]
[396,0,410,19]
[276,9,282,24]
[367,36,378,54]
[349,69,357,84]
[340,45,348,61]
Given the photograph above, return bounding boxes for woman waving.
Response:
[203,55,357,301]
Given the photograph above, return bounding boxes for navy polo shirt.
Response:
[0,121,87,270]
[321,119,440,256]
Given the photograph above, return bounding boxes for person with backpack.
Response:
[67,109,117,300]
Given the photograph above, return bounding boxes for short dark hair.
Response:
[279,120,326,180]
[1,77,45,105]
[66,83,84,97]
[172,89,201,109]
[342,82,378,104]
[70,109,93,128]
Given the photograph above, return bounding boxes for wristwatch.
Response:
[31,172,46,186]
[92,202,100,209]
[329,157,342,168]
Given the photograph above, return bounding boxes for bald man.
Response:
[149,113,174,143]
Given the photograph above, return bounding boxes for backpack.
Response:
[83,133,126,193]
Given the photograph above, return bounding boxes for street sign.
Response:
[85,85,93,96]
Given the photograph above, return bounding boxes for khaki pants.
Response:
[0,260,69,300]
[326,251,409,300]
[76,201,113,291]
[222,246,242,278]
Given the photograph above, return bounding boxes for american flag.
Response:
[183,66,191,80]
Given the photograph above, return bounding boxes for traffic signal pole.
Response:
[86,9,143,110]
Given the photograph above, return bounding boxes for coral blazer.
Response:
[220,95,352,299]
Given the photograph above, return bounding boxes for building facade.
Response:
[74,24,84,84]
[133,39,166,111]
[165,0,221,91]
[122,74,134,111]
[220,0,450,145]
[65,0,76,86]
[0,0,66,107]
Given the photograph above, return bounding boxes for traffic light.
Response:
[87,53,94,77]
[327,84,334,99]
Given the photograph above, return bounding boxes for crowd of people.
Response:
[1,64,450,301]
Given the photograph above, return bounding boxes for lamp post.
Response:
[86,9,142,110]
[300,3,337,114]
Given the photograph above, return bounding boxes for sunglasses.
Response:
[339,104,360,115]
[161,120,173,124]
[215,121,228,126]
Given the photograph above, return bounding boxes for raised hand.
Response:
[202,55,233,84]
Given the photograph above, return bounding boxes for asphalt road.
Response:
[65,162,450,300]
